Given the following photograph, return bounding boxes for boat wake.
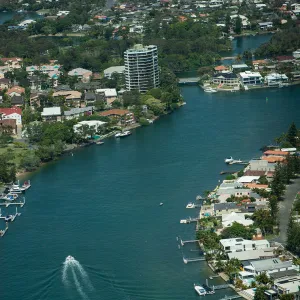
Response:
[62,255,94,300]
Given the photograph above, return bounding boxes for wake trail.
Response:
[71,267,90,300]
[73,260,94,291]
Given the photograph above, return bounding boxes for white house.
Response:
[73,120,106,134]
[41,107,62,121]
[95,88,117,106]
[265,73,288,86]
[239,71,263,85]
[220,238,270,253]
[0,107,22,125]
[222,212,254,228]
[237,176,260,184]
[103,66,125,79]
[258,22,273,30]
[293,49,300,59]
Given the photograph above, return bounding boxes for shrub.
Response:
[139,117,150,126]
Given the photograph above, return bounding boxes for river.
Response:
[0,11,42,24]
[1,36,299,300]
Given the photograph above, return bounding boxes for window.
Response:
[225,246,230,250]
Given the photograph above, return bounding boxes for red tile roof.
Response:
[214,65,229,71]
[0,107,22,115]
[262,156,285,163]
[7,86,25,95]
[99,109,130,116]
[264,150,289,156]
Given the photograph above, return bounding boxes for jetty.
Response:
[180,217,199,224]
[220,295,242,300]
[212,284,230,290]
[0,223,8,237]
[0,207,21,222]
[180,238,200,246]
[0,197,26,207]
[228,160,248,165]
[220,171,237,175]
[178,77,200,84]
[183,257,205,264]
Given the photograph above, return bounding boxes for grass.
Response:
[0,144,33,168]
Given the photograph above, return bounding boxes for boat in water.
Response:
[119,130,131,137]
[186,203,195,208]
[21,180,31,191]
[159,202,164,206]
[204,87,217,93]
[66,255,75,262]
[4,215,14,222]
[0,193,18,201]
[96,140,104,145]
[224,156,234,164]
[9,184,23,194]
[194,284,207,296]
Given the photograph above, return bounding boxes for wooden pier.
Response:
[220,295,242,300]
[180,217,199,224]
[212,284,230,290]
[0,223,8,237]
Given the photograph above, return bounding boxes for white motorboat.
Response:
[9,184,23,194]
[186,203,195,208]
[21,180,31,191]
[0,193,18,201]
[180,219,187,224]
[115,132,121,138]
[194,284,207,296]
[66,255,75,262]
[96,140,104,145]
[228,35,234,40]
[119,130,131,137]
[160,202,164,206]
[225,156,234,164]
[204,87,217,93]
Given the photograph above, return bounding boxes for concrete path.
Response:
[274,178,300,244]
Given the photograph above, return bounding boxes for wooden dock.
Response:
[220,295,242,300]
[0,223,8,237]
[0,197,26,207]
[181,238,200,246]
[183,257,205,264]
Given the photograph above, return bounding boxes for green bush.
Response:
[139,117,150,126]
[13,141,27,148]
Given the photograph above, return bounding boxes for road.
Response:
[275,177,300,244]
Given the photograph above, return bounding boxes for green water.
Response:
[1,84,300,299]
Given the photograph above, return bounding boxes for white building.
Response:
[293,49,300,59]
[265,73,288,86]
[124,44,159,92]
[239,71,263,85]
[258,22,273,30]
[0,107,22,125]
[222,212,254,228]
[41,107,62,121]
[237,176,260,184]
[220,238,270,253]
[73,120,106,134]
[95,88,117,106]
[103,66,125,79]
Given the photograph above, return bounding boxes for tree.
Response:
[287,122,297,147]
[286,213,300,255]
[268,195,279,221]
[252,209,274,235]
[258,175,268,185]
[122,90,141,107]
[254,286,267,300]
[235,17,242,34]
[280,294,294,300]
[255,272,271,285]
[224,258,241,281]
[221,222,254,240]
[270,164,285,199]
[19,152,40,171]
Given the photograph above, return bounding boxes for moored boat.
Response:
[119,130,131,137]
[4,215,14,222]
[21,180,31,191]
[224,156,234,164]
[204,87,217,93]
[186,203,195,208]
[194,284,207,296]
[96,140,104,145]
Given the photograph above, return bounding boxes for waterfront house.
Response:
[232,64,249,72]
[95,89,117,106]
[7,86,25,97]
[73,120,106,135]
[41,107,62,122]
[237,176,260,184]
[0,107,22,125]
[228,248,277,262]
[214,203,240,215]
[99,109,135,126]
[247,159,275,172]
[64,107,94,120]
[212,72,239,86]
[276,56,294,63]
[271,271,300,295]
[220,238,270,253]
[263,150,289,157]
[239,71,263,85]
[243,258,295,276]
[216,188,253,202]
[214,65,230,73]
[221,212,254,227]
[252,60,268,70]
[265,73,288,86]
[68,68,92,83]
[258,21,273,30]
[103,66,125,79]
[262,156,286,163]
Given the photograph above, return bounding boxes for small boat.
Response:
[0,193,18,201]
[119,130,131,137]
[115,132,121,138]
[186,203,195,208]
[228,35,234,40]
[4,215,14,222]
[66,255,75,262]
[96,140,104,145]
[180,219,187,224]
[21,180,31,191]
[225,156,234,164]
[194,284,207,296]
[160,202,164,206]
[9,184,23,194]
[204,87,217,93]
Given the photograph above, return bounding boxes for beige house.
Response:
[52,90,82,106]
[68,68,92,83]
[0,57,23,71]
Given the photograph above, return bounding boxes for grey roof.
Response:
[228,248,276,261]
[214,202,239,211]
[84,92,96,101]
[269,269,298,280]
[250,258,292,272]
[11,95,24,105]
[217,188,252,195]
[55,85,71,91]
[64,106,94,116]
[219,182,244,189]
[213,72,238,79]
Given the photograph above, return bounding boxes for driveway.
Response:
[273,177,300,244]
